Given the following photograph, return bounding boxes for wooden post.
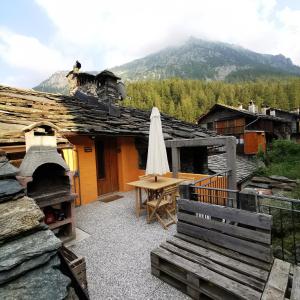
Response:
[171,147,180,178]
[225,136,237,207]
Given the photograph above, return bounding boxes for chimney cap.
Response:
[22,121,61,133]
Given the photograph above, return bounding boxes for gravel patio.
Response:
[69,191,190,300]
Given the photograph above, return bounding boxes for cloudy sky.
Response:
[0,0,300,88]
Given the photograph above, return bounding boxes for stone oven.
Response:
[17,121,75,241]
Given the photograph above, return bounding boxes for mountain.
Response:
[34,38,300,94]
[35,71,69,94]
[111,38,300,81]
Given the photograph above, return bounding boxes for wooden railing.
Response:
[189,170,235,206]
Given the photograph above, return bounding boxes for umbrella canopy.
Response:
[146,107,170,178]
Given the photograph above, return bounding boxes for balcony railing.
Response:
[256,194,300,264]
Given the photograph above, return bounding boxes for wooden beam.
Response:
[261,259,290,300]
[225,136,237,206]
[171,147,180,178]
[165,137,230,148]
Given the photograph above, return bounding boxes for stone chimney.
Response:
[292,108,300,114]
[66,62,125,105]
[270,109,276,117]
[261,104,269,115]
[248,101,256,113]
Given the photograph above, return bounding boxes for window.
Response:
[135,138,173,171]
[135,138,148,169]
[207,122,213,130]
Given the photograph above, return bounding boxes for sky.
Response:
[0,0,300,88]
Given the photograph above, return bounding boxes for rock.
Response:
[251,176,272,184]
[0,157,18,178]
[0,179,25,202]
[0,255,71,300]
[0,251,57,284]
[269,175,296,183]
[0,197,44,242]
[248,182,270,189]
[270,183,293,191]
[0,229,61,272]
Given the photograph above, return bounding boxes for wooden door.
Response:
[95,138,119,195]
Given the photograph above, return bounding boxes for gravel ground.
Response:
[70,191,190,300]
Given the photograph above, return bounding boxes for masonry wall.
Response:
[117,137,144,192]
[68,136,98,205]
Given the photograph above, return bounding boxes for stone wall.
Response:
[0,151,78,299]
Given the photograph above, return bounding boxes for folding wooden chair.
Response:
[139,174,155,203]
[147,185,178,229]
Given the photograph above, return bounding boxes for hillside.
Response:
[123,78,300,122]
[111,37,300,81]
[34,38,300,94]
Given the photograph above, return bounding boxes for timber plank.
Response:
[290,266,300,300]
[178,199,272,230]
[177,212,271,244]
[160,241,265,291]
[152,262,236,300]
[177,222,272,262]
[262,259,290,300]
[167,237,269,281]
[151,247,262,300]
[174,233,272,271]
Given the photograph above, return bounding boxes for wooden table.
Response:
[127,177,184,217]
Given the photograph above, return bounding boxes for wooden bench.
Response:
[150,199,300,300]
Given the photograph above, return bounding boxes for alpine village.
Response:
[1,3,300,300]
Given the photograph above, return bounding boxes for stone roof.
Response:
[198,103,291,123]
[208,153,258,183]
[0,85,217,145]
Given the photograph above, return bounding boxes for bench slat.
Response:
[290,266,300,300]
[178,212,271,245]
[160,241,265,291]
[262,258,290,300]
[151,247,262,300]
[175,233,272,271]
[168,236,269,281]
[177,222,272,262]
[178,199,272,230]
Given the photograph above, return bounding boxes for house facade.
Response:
[198,103,293,154]
[0,74,217,206]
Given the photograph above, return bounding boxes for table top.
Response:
[127,177,184,190]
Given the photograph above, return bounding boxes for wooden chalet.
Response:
[266,107,300,142]
[198,103,292,154]
[0,82,217,206]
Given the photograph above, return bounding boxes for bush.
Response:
[256,140,300,180]
[268,140,300,163]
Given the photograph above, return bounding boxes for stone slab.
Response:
[0,196,44,242]
[269,175,296,183]
[251,176,273,184]
[0,250,57,284]
[0,229,61,271]
[0,179,24,202]
[0,255,71,300]
[0,158,18,178]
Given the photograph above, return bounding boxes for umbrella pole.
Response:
[155,176,157,182]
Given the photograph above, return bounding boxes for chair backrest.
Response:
[162,185,177,203]
[177,199,273,263]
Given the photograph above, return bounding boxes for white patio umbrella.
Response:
[146,107,170,181]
